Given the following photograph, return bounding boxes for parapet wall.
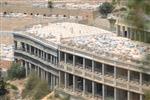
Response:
[1,4,99,24]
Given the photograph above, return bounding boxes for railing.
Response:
[59,45,150,72]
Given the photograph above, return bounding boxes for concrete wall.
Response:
[0,4,99,24]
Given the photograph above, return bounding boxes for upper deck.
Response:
[25,22,150,68]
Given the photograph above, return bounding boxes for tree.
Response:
[7,63,25,80]
[48,1,53,8]
[22,73,50,99]
[99,2,114,17]
[125,0,150,42]
[144,90,150,100]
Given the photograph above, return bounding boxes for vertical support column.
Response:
[64,53,67,63]
[140,94,143,100]
[140,72,143,100]
[83,58,85,69]
[29,63,31,74]
[102,84,105,100]
[51,74,53,90]
[92,81,95,98]
[92,60,94,72]
[29,45,31,54]
[102,64,105,81]
[37,49,39,57]
[73,75,75,92]
[58,71,61,87]
[24,44,27,52]
[58,51,61,62]
[83,78,85,95]
[128,70,130,100]
[50,55,52,63]
[34,47,36,55]
[127,91,130,100]
[46,53,48,62]
[38,66,40,77]
[73,55,75,66]
[128,70,130,89]
[25,61,28,77]
[65,73,67,89]
[114,88,116,100]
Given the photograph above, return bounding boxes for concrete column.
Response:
[92,81,95,97]
[58,51,61,62]
[92,60,94,72]
[37,66,40,76]
[128,70,130,89]
[64,53,66,63]
[25,61,28,77]
[29,45,31,54]
[140,72,142,85]
[65,73,67,89]
[140,94,143,100]
[51,55,53,63]
[102,84,105,100]
[73,75,75,92]
[29,63,31,73]
[83,58,85,69]
[51,74,53,90]
[127,91,130,100]
[102,64,105,82]
[24,44,27,52]
[46,53,48,61]
[83,79,85,95]
[114,88,116,100]
[73,55,75,66]
[58,71,61,87]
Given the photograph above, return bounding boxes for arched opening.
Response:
[37,13,39,15]
[30,13,33,15]
[24,13,27,14]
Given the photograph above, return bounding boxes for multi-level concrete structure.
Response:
[114,0,150,43]
[14,22,150,100]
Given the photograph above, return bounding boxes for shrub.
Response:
[99,2,114,17]
[22,73,50,99]
[7,63,25,80]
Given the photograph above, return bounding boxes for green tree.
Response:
[22,73,50,99]
[144,90,150,100]
[7,63,25,80]
[99,2,114,17]
[32,80,49,99]
[48,1,53,8]
[125,0,150,42]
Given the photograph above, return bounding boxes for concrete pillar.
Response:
[51,74,53,90]
[102,84,105,100]
[92,81,95,97]
[65,73,67,89]
[127,91,130,100]
[140,72,142,85]
[114,88,116,100]
[83,58,85,69]
[73,75,75,92]
[29,45,31,54]
[92,60,94,72]
[38,66,40,77]
[102,64,105,82]
[25,61,28,77]
[128,70,130,90]
[59,71,61,87]
[29,63,31,73]
[64,53,66,63]
[51,55,53,63]
[24,44,27,52]
[140,94,143,100]
[83,79,85,95]
[58,51,61,62]
[73,55,75,66]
